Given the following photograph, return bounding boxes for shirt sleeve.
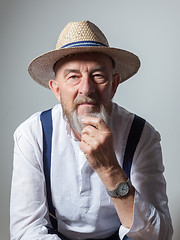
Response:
[119,122,173,240]
[10,118,61,240]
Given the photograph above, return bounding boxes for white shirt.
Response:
[10,103,173,240]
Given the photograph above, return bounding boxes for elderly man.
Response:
[10,21,173,240]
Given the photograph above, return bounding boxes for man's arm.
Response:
[10,123,61,240]
[80,116,173,240]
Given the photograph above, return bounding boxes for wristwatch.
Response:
[106,178,132,198]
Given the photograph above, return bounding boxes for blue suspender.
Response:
[40,109,145,239]
[40,109,58,231]
[123,115,146,178]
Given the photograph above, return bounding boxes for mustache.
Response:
[73,94,100,106]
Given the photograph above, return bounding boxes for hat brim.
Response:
[28,46,140,89]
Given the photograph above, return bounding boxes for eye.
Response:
[92,73,106,83]
[66,74,81,84]
[69,75,79,80]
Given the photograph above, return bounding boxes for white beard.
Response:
[60,93,111,135]
[69,104,109,134]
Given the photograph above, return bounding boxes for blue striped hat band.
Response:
[61,40,107,49]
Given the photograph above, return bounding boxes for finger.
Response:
[81,116,110,132]
[81,132,94,144]
[80,136,100,163]
[79,139,92,156]
[81,125,98,137]
[81,132,101,152]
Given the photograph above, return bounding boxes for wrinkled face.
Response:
[49,53,120,133]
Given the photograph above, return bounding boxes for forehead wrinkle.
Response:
[53,53,114,75]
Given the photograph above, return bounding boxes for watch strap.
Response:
[106,178,132,198]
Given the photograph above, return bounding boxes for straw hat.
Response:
[28,21,140,89]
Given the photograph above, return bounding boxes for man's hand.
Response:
[80,116,115,168]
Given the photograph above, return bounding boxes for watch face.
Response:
[117,182,129,197]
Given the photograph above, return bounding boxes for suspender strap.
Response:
[40,109,58,231]
[122,115,145,240]
[123,114,146,178]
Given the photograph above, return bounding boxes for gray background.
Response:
[0,0,179,239]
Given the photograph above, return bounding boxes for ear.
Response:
[49,79,61,102]
[110,73,121,99]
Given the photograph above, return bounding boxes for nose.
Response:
[79,75,95,96]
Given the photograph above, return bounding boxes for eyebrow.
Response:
[90,66,106,74]
[63,69,81,77]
